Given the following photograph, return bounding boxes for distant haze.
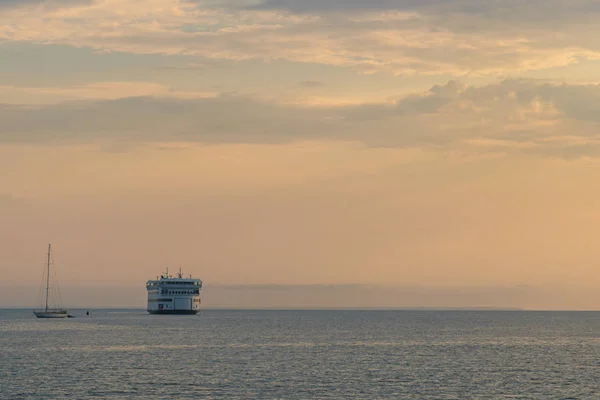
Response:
[2,284,600,311]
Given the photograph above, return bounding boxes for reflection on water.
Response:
[1,309,600,398]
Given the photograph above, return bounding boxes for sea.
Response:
[1,309,599,399]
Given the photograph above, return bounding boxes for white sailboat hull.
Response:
[34,310,69,318]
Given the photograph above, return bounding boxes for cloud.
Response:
[298,80,326,88]
[248,0,600,36]
[0,0,90,10]
[2,0,600,76]
[2,79,600,159]
[247,0,454,13]
[0,82,218,104]
[0,94,349,145]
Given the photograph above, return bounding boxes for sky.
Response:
[3,0,600,309]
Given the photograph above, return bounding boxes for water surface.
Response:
[1,309,599,398]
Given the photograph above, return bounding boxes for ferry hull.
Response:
[147,309,198,315]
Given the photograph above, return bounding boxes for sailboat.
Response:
[33,244,70,319]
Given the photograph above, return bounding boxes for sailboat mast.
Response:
[45,244,51,311]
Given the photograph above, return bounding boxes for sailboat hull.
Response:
[33,310,69,318]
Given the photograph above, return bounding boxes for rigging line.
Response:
[37,253,47,309]
[50,247,63,309]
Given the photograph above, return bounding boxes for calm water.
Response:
[1,309,599,399]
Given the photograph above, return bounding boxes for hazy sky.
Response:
[3,0,600,308]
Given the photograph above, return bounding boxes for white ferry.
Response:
[146,268,203,315]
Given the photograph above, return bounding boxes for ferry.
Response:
[146,268,202,315]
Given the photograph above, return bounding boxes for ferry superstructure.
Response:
[146,268,202,315]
